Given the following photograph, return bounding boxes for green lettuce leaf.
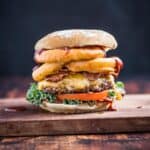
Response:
[115,81,125,89]
[26,83,56,105]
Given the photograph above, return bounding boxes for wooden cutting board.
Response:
[0,94,150,136]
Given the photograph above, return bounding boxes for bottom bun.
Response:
[40,101,112,114]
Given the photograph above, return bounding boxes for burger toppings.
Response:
[57,90,109,101]
[114,57,124,76]
[45,71,105,82]
[82,72,101,81]
[26,29,125,113]
[37,74,114,94]
[45,71,69,82]
[34,47,105,64]
[26,82,124,105]
[26,83,56,105]
[32,57,122,82]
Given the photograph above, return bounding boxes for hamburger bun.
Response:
[40,101,112,113]
[35,29,118,51]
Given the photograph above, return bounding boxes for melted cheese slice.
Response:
[38,74,89,91]
[38,74,114,92]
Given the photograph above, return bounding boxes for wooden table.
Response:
[0,134,149,150]
[0,77,150,150]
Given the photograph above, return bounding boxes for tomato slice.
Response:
[57,90,108,101]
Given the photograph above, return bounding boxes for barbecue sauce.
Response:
[113,57,123,77]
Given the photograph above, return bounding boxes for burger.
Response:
[26,29,125,113]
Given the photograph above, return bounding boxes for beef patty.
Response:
[38,73,114,94]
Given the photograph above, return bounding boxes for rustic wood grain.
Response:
[0,94,150,136]
[0,133,150,150]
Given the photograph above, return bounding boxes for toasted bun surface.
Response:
[35,29,118,51]
[40,101,111,113]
